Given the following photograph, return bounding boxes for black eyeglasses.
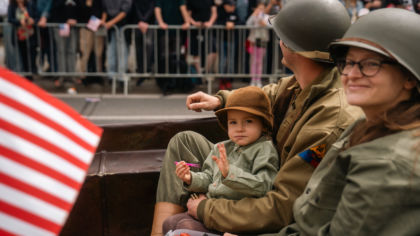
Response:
[336,58,396,77]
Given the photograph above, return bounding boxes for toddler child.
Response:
[163,86,279,234]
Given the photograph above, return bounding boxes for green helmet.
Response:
[270,0,350,62]
[330,8,420,82]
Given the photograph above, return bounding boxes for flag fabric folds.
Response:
[0,68,103,235]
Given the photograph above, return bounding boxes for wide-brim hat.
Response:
[215,86,273,132]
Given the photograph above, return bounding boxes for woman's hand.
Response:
[175,161,192,185]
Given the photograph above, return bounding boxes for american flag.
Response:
[0,68,102,235]
[59,24,70,37]
[87,15,101,32]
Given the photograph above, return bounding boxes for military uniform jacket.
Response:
[197,67,362,233]
[278,121,420,236]
[186,136,279,200]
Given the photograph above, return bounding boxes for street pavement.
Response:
[55,93,216,125]
[44,77,252,126]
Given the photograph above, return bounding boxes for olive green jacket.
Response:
[197,67,362,233]
[186,136,279,200]
[276,121,420,236]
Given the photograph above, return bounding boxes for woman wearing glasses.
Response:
[258,8,420,236]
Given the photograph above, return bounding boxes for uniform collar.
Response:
[292,67,340,110]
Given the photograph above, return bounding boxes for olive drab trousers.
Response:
[156,131,214,206]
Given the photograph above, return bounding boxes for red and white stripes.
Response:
[0,68,102,236]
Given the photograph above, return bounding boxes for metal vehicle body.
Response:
[60,118,227,236]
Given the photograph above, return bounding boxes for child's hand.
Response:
[212,143,229,178]
[176,161,192,185]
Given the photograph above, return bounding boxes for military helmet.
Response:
[330,8,420,82]
[269,0,350,62]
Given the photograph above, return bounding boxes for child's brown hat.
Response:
[215,86,273,131]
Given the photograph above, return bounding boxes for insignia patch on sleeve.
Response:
[298,144,326,168]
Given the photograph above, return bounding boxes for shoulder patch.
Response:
[298,144,326,168]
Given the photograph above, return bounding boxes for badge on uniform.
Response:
[298,144,326,168]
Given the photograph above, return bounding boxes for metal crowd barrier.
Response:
[1,22,289,95]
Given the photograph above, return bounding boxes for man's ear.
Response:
[404,78,417,91]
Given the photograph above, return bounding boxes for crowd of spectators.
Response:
[2,0,419,93]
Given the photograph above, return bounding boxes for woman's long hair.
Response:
[348,79,420,148]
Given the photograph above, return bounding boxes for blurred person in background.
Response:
[414,0,420,12]
[387,0,419,11]
[129,0,155,87]
[49,0,79,93]
[382,0,405,8]
[154,0,190,94]
[101,0,132,86]
[186,0,217,78]
[235,0,249,24]
[2,0,19,71]
[264,0,282,14]
[216,0,237,90]
[77,0,105,82]
[35,0,57,76]
[263,0,282,77]
[361,0,383,10]
[8,0,37,81]
[246,0,269,87]
[339,0,364,23]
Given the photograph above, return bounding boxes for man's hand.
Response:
[226,21,234,30]
[27,17,35,26]
[67,19,77,26]
[181,22,190,30]
[191,19,202,28]
[38,16,47,27]
[159,21,168,30]
[138,21,149,34]
[186,91,221,112]
[175,161,192,185]
[203,20,213,28]
[104,21,114,29]
[187,193,207,219]
[212,143,229,178]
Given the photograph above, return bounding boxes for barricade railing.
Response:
[1,22,289,95]
[120,25,288,94]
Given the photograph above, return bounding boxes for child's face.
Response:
[227,110,263,146]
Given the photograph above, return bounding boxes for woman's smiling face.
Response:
[340,47,416,119]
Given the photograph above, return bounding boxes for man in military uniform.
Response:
[150,0,362,235]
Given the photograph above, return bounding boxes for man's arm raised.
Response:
[186,91,222,112]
